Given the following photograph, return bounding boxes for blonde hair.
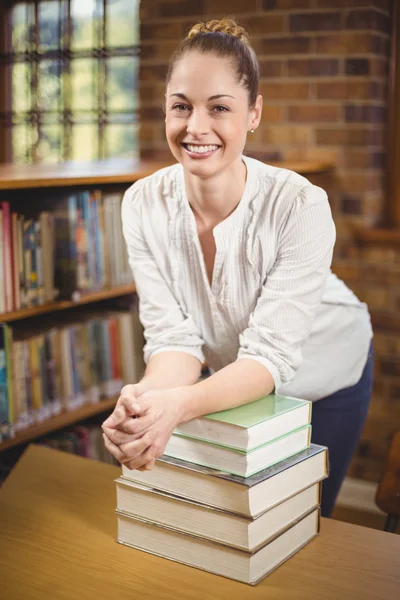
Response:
[166,18,259,107]
[186,18,251,46]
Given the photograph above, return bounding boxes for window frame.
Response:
[0,0,140,164]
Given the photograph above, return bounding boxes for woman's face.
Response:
[165,51,262,180]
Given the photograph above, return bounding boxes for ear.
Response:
[248,94,263,132]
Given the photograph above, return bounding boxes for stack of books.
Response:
[115,394,328,585]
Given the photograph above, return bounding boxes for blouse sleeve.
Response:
[121,182,205,365]
[237,184,336,390]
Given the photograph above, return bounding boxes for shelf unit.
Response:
[0,159,167,453]
[0,157,333,453]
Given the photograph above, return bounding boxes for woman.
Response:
[102,18,373,517]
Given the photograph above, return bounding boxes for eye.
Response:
[212,105,229,113]
[172,103,190,112]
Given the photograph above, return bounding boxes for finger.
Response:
[116,411,161,436]
[123,446,155,471]
[102,432,125,464]
[140,458,156,471]
[101,425,140,446]
[103,399,141,429]
[119,432,153,463]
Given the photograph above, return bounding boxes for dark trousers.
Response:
[311,341,374,517]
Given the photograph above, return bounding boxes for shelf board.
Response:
[0,283,136,323]
[0,158,173,190]
[0,397,117,452]
[0,158,335,190]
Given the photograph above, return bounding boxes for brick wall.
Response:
[140,0,398,483]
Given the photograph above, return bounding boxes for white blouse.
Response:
[121,155,373,402]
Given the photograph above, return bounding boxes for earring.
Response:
[250,128,255,133]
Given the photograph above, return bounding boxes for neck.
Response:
[183,157,247,228]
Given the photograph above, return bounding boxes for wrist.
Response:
[174,384,198,424]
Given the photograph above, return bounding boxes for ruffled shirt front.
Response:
[121,155,373,401]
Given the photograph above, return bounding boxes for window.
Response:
[0,0,140,163]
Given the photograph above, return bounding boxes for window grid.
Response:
[0,0,140,163]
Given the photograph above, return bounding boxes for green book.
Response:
[174,394,311,452]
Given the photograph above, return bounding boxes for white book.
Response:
[116,478,321,552]
[164,425,311,477]
[117,508,320,585]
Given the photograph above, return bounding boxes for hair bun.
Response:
[186,18,251,47]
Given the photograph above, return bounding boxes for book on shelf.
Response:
[121,444,328,518]
[115,476,321,552]
[164,424,312,477]
[0,189,133,313]
[117,507,320,585]
[0,304,145,441]
[174,394,311,451]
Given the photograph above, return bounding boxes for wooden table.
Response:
[0,445,399,600]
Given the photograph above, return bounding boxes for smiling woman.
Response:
[102,18,374,519]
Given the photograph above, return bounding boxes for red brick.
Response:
[290,12,341,32]
[345,9,390,33]
[140,64,168,83]
[370,58,389,78]
[316,127,382,146]
[259,81,310,99]
[260,105,284,122]
[316,80,382,101]
[315,32,375,55]
[161,0,204,18]
[204,0,258,15]
[345,104,386,123]
[262,125,312,145]
[345,58,370,76]
[239,15,286,36]
[288,58,339,77]
[259,59,284,78]
[288,104,340,122]
[262,36,310,55]
[141,22,183,41]
[140,107,164,120]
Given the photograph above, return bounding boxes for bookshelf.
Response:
[0,159,167,455]
[0,157,333,456]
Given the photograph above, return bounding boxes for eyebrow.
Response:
[169,93,235,100]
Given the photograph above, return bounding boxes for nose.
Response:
[186,109,210,139]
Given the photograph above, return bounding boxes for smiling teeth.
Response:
[186,144,219,154]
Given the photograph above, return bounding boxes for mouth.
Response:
[181,143,221,159]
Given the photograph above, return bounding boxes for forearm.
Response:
[141,351,203,390]
[179,359,275,422]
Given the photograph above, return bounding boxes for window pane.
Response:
[11,3,34,53]
[71,124,98,160]
[105,123,138,158]
[12,63,31,113]
[37,125,62,163]
[70,59,98,111]
[106,57,138,111]
[38,60,62,111]
[106,0,139,47]
[71,0,97,50]
[38,1,61,53]
[12,124,35,164]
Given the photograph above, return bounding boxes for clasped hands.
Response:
[101,382,186,471]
